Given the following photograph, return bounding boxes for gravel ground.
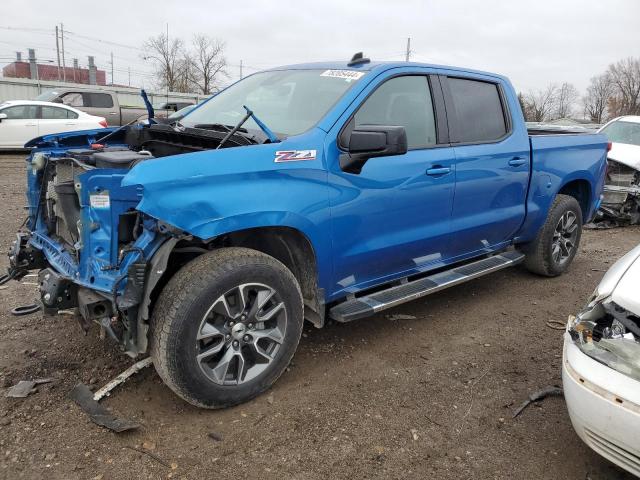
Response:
[0,152,638,480]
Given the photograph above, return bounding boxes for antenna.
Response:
[348,52,370,67]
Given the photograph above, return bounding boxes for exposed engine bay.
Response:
[591,159,640,228]
[8,122,261,356]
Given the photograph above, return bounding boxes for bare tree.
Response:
[191,35,227,95]
[583,73,614,123]
[554,82,579,119]
[607,57,640,116]
[174,53,199,93]
[524,84,558,122]
[143,33,185,92]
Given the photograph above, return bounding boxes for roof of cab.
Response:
[266,60,508,82]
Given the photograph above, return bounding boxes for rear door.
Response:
[442,75,530,257]
[0,104,39,148]
[38,105,80,136]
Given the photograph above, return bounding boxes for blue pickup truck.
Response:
[9,54,608,408]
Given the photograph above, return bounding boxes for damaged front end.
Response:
[569,301,640,381]
[592,158,640,228]
[7,127,186,357]
[568,244,640,380]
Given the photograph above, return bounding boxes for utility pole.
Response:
[128,66,131,87]
[110,51,114,85]
[166,22,170,101]
[405,37,412,62]
[60,23,66,81]
[239,59,243,79]
[55,25,61,81]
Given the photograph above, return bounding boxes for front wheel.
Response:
[522,194,583,277]
[150,247,304,409]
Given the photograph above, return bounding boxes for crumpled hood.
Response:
[593,243,640,305]
[611,247,640,315]
[608,142,640,170]
[120,127,327,239]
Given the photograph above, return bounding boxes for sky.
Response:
[0,0,638,95]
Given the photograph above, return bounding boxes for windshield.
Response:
[181,69,364,136]
[600,120,640,147]
[170,104,197,119]
[34,90,60,102]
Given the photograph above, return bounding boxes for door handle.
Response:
[65,122,77,126]
[109,112,118,115]
[426,166,451,176]
[508,157,527,167]
[25,123,37,126]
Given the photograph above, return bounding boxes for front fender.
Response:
[122,134,333,290]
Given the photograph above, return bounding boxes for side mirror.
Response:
[340,125,408,173]
[0,113,7,122]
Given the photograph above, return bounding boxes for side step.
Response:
[329,250,524,323]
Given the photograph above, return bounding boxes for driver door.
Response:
[327,74,456,298]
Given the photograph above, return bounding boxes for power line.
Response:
[65,30,145,52]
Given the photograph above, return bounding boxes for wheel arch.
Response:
[213,226,325,328]
[558,178,592,222]
[143,225,325,348]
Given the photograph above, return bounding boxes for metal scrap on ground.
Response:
[93,357,153,401]
[70,357,152,432]
[5,378,53,398]
[513,386,564,418]
[70,384,140,432]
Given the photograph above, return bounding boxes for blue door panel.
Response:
[451,140,530,254]
[328,146,455,295]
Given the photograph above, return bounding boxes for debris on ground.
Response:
[70,384,140,432]
[513,386,564,418]
[386,314,417,321]
[545,320,567,331]
[123,445,171,468]
[92,357,153,401]
[5,378,53,398]
[208,431,224,442]
[10,303,41,316]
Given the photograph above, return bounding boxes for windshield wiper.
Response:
[216,105,279,149]
[244,106,279,143]
[192,123,247,133]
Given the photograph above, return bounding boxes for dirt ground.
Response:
[0,152,638,480]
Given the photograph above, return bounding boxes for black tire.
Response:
[150,247,304,409]
[522,194,583,277]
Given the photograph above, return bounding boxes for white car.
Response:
[596,116,640,226]
[0,100,107,149]
[563,243,640,476]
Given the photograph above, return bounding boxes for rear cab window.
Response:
[446,77,508,143]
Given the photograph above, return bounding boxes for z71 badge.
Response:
[274,150,317,163]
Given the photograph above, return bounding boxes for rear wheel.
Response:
[151,247,304,409]
[523,194,583,277]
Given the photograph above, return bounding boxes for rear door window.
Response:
[354,76,437,148]
[41,106,78,119]
[447,77,507,143]
[84,93,114,108]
